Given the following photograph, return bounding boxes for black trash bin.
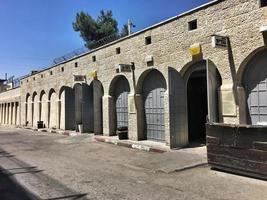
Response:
[117,126,128,140]
[37,121,44,129]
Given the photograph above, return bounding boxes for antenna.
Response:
[127,19,136,36]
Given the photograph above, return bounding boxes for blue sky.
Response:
[0,0,212,78]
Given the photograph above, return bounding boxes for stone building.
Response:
[0,0,266,149]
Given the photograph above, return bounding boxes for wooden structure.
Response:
[206,123,267,180]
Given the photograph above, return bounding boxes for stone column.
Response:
[38,101,42,123]
[31,102,34,127]
[11,102,15,125]
[47,101,50,128]
[6,103,8,124]
[8,103,11,125]
[237,86,247,125]
[16,102,20,125]
[103,95,116,136]
[1,104,4,124]
[0,104,2,124]
[127,93,139,141]
[24,102,27,126]
[135,94,145,140]
[4,104,7,124]
[12,102,15,125]
[56,99,61,129]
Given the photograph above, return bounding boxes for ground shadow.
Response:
[0,168,39,200]
[0,147,89,200]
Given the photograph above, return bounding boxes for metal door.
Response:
[115,77,130,128]
[245,49,267,125]
[247,80,267,124]
[143,71,166,141]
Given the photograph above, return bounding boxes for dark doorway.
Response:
[187,69,208,143]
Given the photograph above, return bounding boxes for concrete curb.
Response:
[17,126,80,137]
[94,136,167,153]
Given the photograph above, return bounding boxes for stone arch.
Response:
[135,68,165,94]
[48,88,56,100]
[181,60,222,143]
[109,74,131,96]
[108,75,131,135]
[241,47,267,125]
[237,46,267,87]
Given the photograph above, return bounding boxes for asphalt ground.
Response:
[0,127,266,200]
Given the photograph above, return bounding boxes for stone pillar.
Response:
[47,101,50,128]
[56,100,61,129]
[6,103,8,124]
[1,104,3,124]
[13,102,17,125]
[237,86,247,125]
[4,104,6,124]
[13,102,16,125]
[164,92,170,146]
[127,94,139,141]
[24,102,27,126]
[5,104,8,124]
[31,102,34,127]
[16,102,20,125]
[93,84,103,135]
[103,95,116,136]
[8,103,11,125]
[11,102,14,125]
[38,101,41,123]
[0,104,1,124]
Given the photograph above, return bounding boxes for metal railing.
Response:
[7,33,128,87]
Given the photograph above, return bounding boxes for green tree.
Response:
[73,10,123,49]
[96,10,118,39]
[72,11,98,49]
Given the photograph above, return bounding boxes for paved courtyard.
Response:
[0,127,266,200]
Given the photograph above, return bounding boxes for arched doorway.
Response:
[184,61,221,143]
[73,83,94,132]
[59,86,75,130]
[112,76,130,131]
[142,70,167,142]
[187,69,207,142]
[242,48,267,125]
